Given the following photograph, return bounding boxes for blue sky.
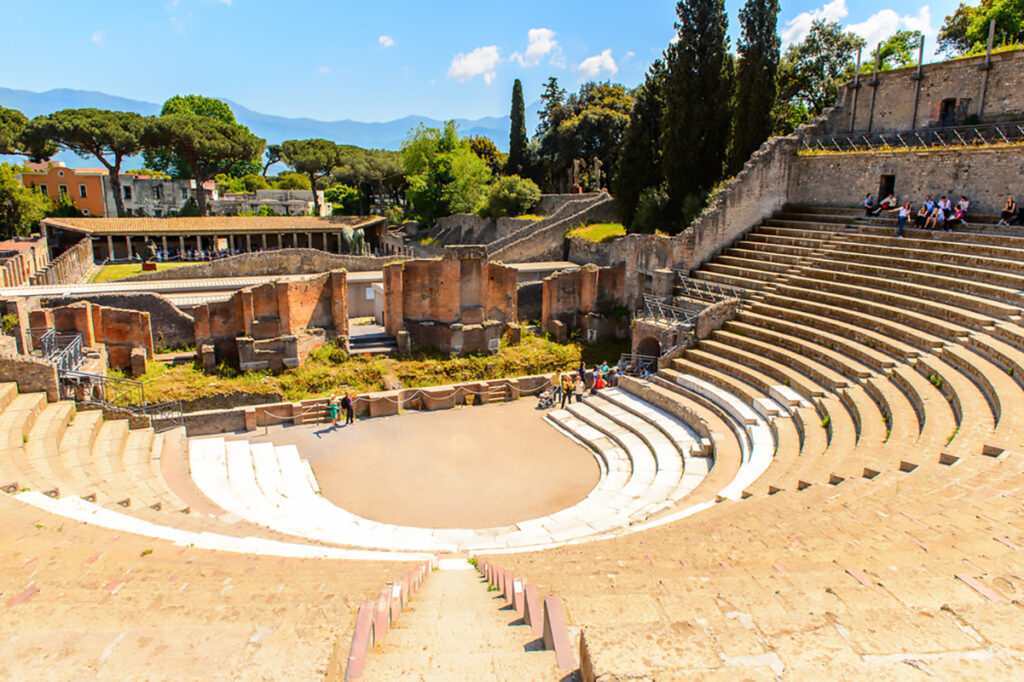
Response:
[0,0,961,122]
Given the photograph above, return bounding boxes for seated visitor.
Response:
[947,206,967,230]
[998,196,1017,225]
[939,195,952,217]
[863,193,875,216]
[924,206,945,230]
[914,203,929,228]
[923,195,936,213]
[957,195,970,214]
[878,193,897,212]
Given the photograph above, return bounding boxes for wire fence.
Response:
[800,121,1024,154]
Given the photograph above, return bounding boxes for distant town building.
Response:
[106,175,218,218]
[18,163,108,217]
[17,163,217,218]
[209,189,329,217]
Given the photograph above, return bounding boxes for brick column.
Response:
[125,235,132,259]
[107,235,114,259]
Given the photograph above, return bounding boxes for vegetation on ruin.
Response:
[797,140,1024,157]
[115,330,629,406]
[89,261,195,283]
[566,222,626,243]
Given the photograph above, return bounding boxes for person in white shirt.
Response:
[897,202,911,238]
[939,196,952,217]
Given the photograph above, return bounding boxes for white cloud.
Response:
[780,0,849,47]
[578,49,618,78]
[378,34,394,48]
[91,30,104,46]
[511,28,558,67]
[318,65,330,74]
[848,5,934,55]
[447,45,501,84]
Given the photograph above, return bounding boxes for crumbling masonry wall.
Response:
[29,301,154,371]
[192,269,349,370]
[383,246,518,354]
[541,263,629,343]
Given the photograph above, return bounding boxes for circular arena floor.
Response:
[234,399,600,529]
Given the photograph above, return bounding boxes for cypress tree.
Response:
[614,60,667,229]
[729,0,780,174]
[661,0,732,227]
[507,79,528,176]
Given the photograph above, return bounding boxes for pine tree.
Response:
[507,79,528,176]
[729,0,780,174]
[535,76,565,138]
[661,0,732,227]
[614,60,667,229]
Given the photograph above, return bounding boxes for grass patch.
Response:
[514,214,545,221]
[566,222,626,243]
[91,262,194,283]
[120,330,630,405]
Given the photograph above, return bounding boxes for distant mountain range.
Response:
[0,87,542,168]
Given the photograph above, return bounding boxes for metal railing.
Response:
[58,370,184,432]
[800,121,1024,154]
[635,294,699,329]
[675,273,748,303]
[617,353,659,376]
[30,328,85,373]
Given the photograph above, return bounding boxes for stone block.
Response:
[505,323,521,346]
[547,319,567,343]
[201,344,217,373]
[243,408,257,431]
[141,261,158,272]
[396,330,411,357]
[523,584,543,636]
[368,394,399,418]
[129,346,147,377]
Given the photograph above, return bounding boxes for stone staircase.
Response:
[485,207,1024,678]
[358,561,565,680]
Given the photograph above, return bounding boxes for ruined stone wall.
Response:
[0,356,59,402]
[541,264,629,342]
[383,247,518,354]
[30,237,93,286]
[789,146,1024,214]
[42,293,194,350]
[192,270,349,366]
[29,301,153,371]
[121,248,391,281]
[0,236,50,287]
[490,194,617,263]
[535,193,605,215]
[834,48,1024,134]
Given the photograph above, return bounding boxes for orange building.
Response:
[18,163,109,217]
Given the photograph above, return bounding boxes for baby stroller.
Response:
[536,388,555,409]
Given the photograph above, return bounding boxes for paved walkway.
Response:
[361,562,565,681]
[231,399,600,529]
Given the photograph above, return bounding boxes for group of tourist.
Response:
[864,192,972,237]
[545,359,650,409]
[327,392,355,428]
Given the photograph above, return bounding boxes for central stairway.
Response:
[359,562,564,680]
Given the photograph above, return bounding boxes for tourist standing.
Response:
[863,194,875,216]
[573,377,585,403]
[561,372,574,408]
[896,202,911,238]
[342,392,355,426]
[551,371,563,406]
[328,395,339,428]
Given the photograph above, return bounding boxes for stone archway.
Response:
[636,336,661,357]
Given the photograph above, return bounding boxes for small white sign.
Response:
[365,287,375,300]
[488,338,500,351]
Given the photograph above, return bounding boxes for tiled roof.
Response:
[42,215,386,236]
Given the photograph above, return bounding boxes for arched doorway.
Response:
[636,336,661,357]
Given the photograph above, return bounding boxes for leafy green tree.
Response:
[401,121,491,224]
[44,192,84,219]
[507,79,528,176]
[0,163,49,238]
[215,172,270,194]
[862,30,922,72]
[273,172,312,190]
[661,0,733,228]
[615,60,667,229]
[534,81,633,192]
[536,76,567,137]
[324,184,360,215]
[143,113,265,215]
[481,175,541,217]
[0,106,28,155]
[262,144,282,176]
[279,138,341,215]
[729,0,781,174]
[333,147,406,215]
[938,0,1024,56]
[143,95,260,183]
[469,135,504,176]
[20,108,147,217]
[773,20,865,133]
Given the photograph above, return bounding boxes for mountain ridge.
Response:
[0,87,541,166]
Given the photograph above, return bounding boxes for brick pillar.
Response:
[246,234,252,252]
[125,235,132,259]
[229,234,235,252]
[161,236,168,255]
[261,233,267,250]
[330,270,349,340]
[179,235,185,254]
[107,235,114,259]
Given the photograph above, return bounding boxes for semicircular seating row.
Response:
[481,206,1024,678]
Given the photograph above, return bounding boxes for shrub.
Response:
[481,175,541,218]
[630,186,670,234]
